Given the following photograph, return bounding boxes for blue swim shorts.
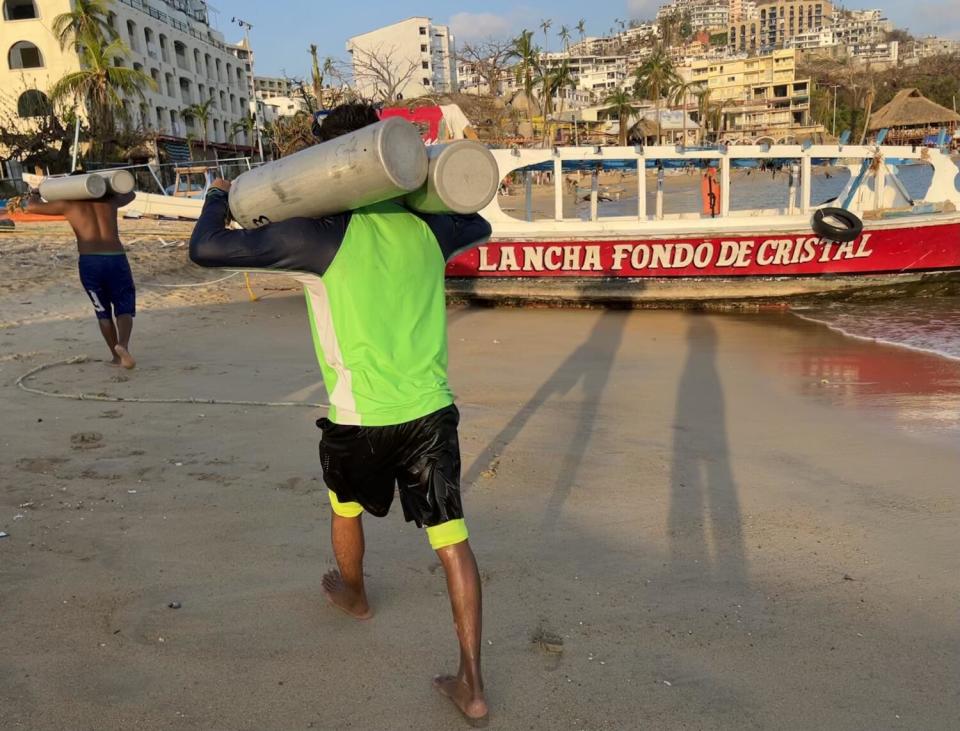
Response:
[78,253,136,320]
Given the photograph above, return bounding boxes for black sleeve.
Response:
[189,188,349,276]
[413,212,493,262]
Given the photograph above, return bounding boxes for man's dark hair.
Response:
[312,102,380,142]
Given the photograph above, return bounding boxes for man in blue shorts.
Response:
[23,186,138,368]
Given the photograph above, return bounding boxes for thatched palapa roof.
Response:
[868,88,960,130]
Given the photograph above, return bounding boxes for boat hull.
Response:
[446,218,960,303]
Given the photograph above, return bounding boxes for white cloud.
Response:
[449,12,516,41]
[627,0,661,19]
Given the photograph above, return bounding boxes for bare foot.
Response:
[106,357,122,367]
[433,675,489,727]
[321,570,372,620]
[114,345,136,370]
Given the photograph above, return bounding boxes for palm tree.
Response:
[671,80,699,147]
[49,35,154,146]
[309,44,322,107]
[184,98,215,155]
[231,114,256,151]
[633,47,681,144]
[51,0,117,51]
[552,60,576,113]
[539,19,552,54]
[694,87,712,144]
[576,19,587,46]
[559,25,571,53]
[533,64,557,146]
[508,30,540,122]
[603,88,636,146]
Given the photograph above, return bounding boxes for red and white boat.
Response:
[445,144,960,304]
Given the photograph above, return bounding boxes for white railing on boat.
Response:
[482,144,960,237]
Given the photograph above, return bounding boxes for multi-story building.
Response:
[254,75,295,100]
[689,3,731,32]
[911,36,960,59]
[849,40,898,67]
[346,17,456,101]
[679,48,820,140]
[831,9,892,47]
[539,53,630,98]
[0,0,255,152]
[729,0,833,54]
[729,0,759,22]
[655,0,728,32]
[787,27,838,50]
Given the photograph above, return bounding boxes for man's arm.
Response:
[189,180,348,275]
[414,212,493,261]
[24,191,70,216]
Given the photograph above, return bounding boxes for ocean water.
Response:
[577,162,960,363]
[793,297,960,362]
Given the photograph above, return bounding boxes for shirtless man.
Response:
[21,185,138,368]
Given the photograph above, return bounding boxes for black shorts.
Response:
[318,404,463,528]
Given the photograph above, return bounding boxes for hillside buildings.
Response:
[679,48,820,141]
[730,0,833,54]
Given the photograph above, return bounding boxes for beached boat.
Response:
[445,144,960,304]
[23,144,958,303]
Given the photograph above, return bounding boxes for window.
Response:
[421,44,428,52]
[422,78,430,86]
[422,61,429,69]
[8,40,42,68]
[17,88,49,117]
[3,0,37,20]
[419,26,427,35]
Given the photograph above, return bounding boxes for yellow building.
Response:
[679,49,822,142]
[730,0,833,54]
[1,0,254,152]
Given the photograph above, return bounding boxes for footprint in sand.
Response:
[17,456,69,473]
[71,432,104,450]
[99,410,123,419]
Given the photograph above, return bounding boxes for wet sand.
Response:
[2,223,959,729]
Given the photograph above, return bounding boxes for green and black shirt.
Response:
[190,189,491,426]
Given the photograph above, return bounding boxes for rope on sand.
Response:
[139,271,242,288]
[15,355,330,409]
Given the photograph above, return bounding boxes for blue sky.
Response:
[208,1,960,77]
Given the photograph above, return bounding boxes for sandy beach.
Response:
[2,221,959,729]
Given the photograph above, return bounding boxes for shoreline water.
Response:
[791,309,960,363]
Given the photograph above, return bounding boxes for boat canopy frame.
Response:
[484,144,960,236]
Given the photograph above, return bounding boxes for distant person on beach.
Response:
[19,183,137,368]
[189,102,492,725]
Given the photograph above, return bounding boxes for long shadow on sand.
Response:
[463,311,627,532]
[668,317,747,585]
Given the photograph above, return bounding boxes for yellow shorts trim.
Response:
[328,490,363,518]
[426,519,469,550]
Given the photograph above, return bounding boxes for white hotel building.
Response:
[1,0,254,158]
[347,17,456,101]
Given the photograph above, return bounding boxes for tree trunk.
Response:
[859,90,875,145]
[681,92,687,147]
[656,95,662,145]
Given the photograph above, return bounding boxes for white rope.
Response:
[139,271,242,288]
[15,356,330,410]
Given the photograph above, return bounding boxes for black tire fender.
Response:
[812,207,864,243]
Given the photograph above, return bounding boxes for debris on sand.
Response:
[531,624,564,654]
[70,432,104,449]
